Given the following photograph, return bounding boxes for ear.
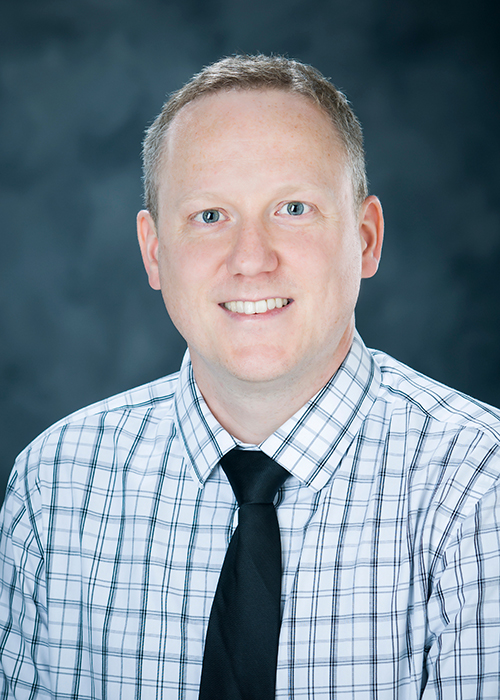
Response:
[137,209,161,290]
[359,195,384,279]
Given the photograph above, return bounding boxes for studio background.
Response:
[1,0,500,504]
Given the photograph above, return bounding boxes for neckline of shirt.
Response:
[174,331,381,492]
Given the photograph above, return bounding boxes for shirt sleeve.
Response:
[423,480,500,699]
[0,452,52,699]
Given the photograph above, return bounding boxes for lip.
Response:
[219,298,293,317]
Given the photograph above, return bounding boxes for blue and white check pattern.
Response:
[1,332,500,698]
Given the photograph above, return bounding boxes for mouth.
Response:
[222,297,291,315]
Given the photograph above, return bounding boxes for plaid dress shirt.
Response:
[1,332,500,699]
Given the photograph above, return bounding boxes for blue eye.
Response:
[277,201,311,217]
[286,202,305,216]
[200,210,221,223]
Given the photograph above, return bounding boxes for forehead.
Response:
[162,89,346,166]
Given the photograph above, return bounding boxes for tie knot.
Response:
[219,448,289,506]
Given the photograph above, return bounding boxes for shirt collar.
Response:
[174,331,380,492]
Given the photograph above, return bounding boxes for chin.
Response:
[220,347,296,384]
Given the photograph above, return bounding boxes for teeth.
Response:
[224,298,289,314]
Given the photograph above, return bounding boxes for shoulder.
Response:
[29,371,179,447]
[370,346,500,441]
[6,372,181,506]
[367,347,500,560]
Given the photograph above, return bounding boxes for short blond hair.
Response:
[142,54,368,223]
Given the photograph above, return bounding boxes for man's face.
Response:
[138,90,383,393]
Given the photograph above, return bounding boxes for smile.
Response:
[223,298,290,315]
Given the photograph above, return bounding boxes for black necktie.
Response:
[198,448,289,700]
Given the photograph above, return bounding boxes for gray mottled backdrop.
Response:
[1,0,500,503]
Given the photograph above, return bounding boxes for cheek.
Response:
[157,246,193,324]
[159,239,198,287]
[301,242,362,322]
[302,235,361,286]
[157,241,218,322]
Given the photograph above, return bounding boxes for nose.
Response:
[226,220,279,277]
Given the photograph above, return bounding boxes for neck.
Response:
[190,325,354,444]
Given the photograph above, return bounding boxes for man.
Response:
[1,54,500,699]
